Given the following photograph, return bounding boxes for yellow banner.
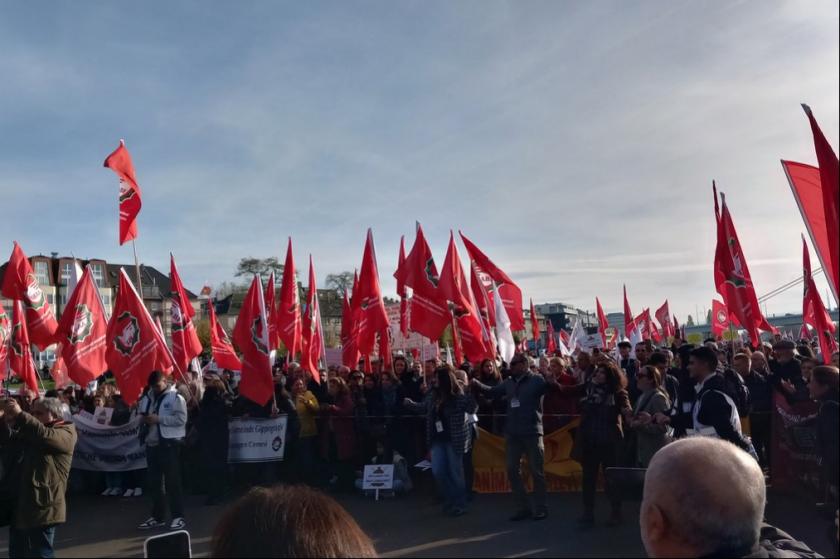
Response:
[472,420,583,493]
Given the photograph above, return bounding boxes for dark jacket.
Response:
[703,523,823,558]
[475,372,556,437]
[769,359,808,402]
[673,373,752,453]
[197,388,230,462]
[0,413,77,530]
[744,370,773,413]
[815,394,839,488]
[407,392,477,455]
[579,386,631,446]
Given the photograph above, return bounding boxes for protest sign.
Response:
[71,413,146,472]
[228,416,288,463]
[362,464,394,490]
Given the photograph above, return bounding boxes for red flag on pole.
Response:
[655,300,674,338]
[300,256,324,384]
[397,236,409,338]
[0,302,10,377]
[393,224,450,341]
[170,254,203,379]
[106,269,174,405]
[646,308,662,344]
[10,300,39,394]
[470,261,497,358]
[208,298,242,371]
[623,285,636,339]
[264,271,279,351]
[673,315,680,340]
[802,236,838,363]
[356,230,390,356]
[711,299,730,338]
[529,298,540,348]
[546,319,557,355]
[50,349,71,389]
[459,231,525,331]
[232,275,274,406]
[103,140,142,246]
[1,242,59,350]
[278,238,302,358]
[634,309,650,341]
[801,105,839,302]
[55,266,107,386]
[341,273,360,369]
[596,297,609,347]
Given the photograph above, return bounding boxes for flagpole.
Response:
[131,239,143,295]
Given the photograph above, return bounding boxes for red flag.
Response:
[208,298,242,371]
[712,299,730,338]
[356,230,390,356]
[802,237,838,364]
[596,297,609,347]
[470,261,497,358]
[646,309,663,344]
[264,271,279,351]
[439,232,489,362]
[799,323,811,341]
[10,300,39,393]
[379,328,393,370]
[623,285,636,338]
[50,349,71,389]
[232,275,274,406]
[459,232,525,331]
[106,269,174,405]
[672,315,680,339]
[546,320,557,355]
[529,298,540,346]
[341,274,360,369]
[634,309,650,341]
[300,256,324,384]
[0,302,10,378]
[559,329,571,346]
[397,236,409,338]
[713,185,774,345]
[1,242,59,350]
[170,254,202,379]
[394,225,450,341]
[802,105,839,302]
[103,140,142,246]
[55,266,107,386]
[655,300,674,338]
[277,238,302,357]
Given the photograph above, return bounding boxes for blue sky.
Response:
[1,1,838,322]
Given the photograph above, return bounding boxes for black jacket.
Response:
[672,373,752,453]
[703,523,823,558]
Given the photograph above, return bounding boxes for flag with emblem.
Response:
[802,236,838,363]
[0,302,10,377]
[9,300,39,393]
[1,242,59,350]
[356,229,390,356]
[233,275,274,405]
[655,300,674,338]
[208,297,242,371]
[341,272,360,369]
[55,266,107,386]
[546,319,557,355]
[106,269,175,405]
[277,238,302,358]
[711,299,730,338]
[301,256,324,384]
[103,139,143,246]
[170,254,202,379]
[460,231,525,331]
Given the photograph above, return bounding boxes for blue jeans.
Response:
[430,441,466,510]
[9,525,56,558]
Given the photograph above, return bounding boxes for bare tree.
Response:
[325,271,355,295]
[235,257,284,279]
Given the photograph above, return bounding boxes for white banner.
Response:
[228,416,288,463]
[71,413,147,472]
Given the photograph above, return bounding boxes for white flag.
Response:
[629,325,644,358]
[493,282,516,364]
[569,318,585,351]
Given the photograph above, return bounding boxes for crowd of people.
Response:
[1,333,838,558]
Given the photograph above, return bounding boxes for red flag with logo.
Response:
[103,140,142,246]
[2,242,59,350]
[634,309,650,341]
[711,299,730,338]
[596,297,609,347]
[623,285,636,338]
[264,271,279,351]
[394,225,450,341]
[106,269,174,405]
[49,348,71,389]
[470,262,497,358]
[655,300,674,338]
[341,273,360,369]
[356,230,390,356]
[208,298,242,371]
[232,275,274,406]
[9,300,39,393]
[397,236,409,338]
[546,320,557,355]
[278,238,302,357]
[802,237,838,363]
[0,302,10,378]
[170,254,202,379]
[55,266,107,386]
[301,256,324,384]
[459,232,525,331]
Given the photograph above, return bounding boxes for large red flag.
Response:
[264,271,279,351]
[356,230,390,356]
[646,308,662,344]
[802,237,838,364]
[341,273,360,369]
[439,232,489,362]
[55,266,107,386]
[655,300,674,338]
[459,232,525,331]
[103,140,142,246]
[2,242,59,349]
[232,275,274,406]
[393,224,450,341]
[470,262,497,358]
[623,285,636,338]
[529,298,540,347]
[208,298,242,371]
[546,319,557,355]
[277,238,302,357]
[634,309,650,341]
[712,299,730,338]
[106,269,174,405]
[0,302,10,378]
[300,256,324,384]
[10,300,39,393]
[397,236,409,338]
[713,185,774,345]
[170,254,202,379]
[596,297,609,347]
[802,105,839,302]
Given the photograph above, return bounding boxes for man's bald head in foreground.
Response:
[640,438,765,558]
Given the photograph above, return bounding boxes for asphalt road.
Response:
[0,485,834,558]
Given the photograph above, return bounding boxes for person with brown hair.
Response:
[323,377,356,491]
[628,365,671,467]
[211,485,376,558]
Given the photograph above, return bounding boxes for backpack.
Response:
[722,369,751,417]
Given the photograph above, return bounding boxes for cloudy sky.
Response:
[1,1,837,322]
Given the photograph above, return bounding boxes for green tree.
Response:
[325,271,355,295]
[194,318,211,353]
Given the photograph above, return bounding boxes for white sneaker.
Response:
[112,488,124,496]
[123,489,135,497]
[170,517,186,530]
[101,488,113,496]
[138,517,166,530]
[133,487,143,497]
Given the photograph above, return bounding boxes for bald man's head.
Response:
[640,438,765,558]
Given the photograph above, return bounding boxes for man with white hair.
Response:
[1,396,77,558]
[640,438,819,558]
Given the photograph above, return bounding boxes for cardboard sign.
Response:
[362,464,394,490]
